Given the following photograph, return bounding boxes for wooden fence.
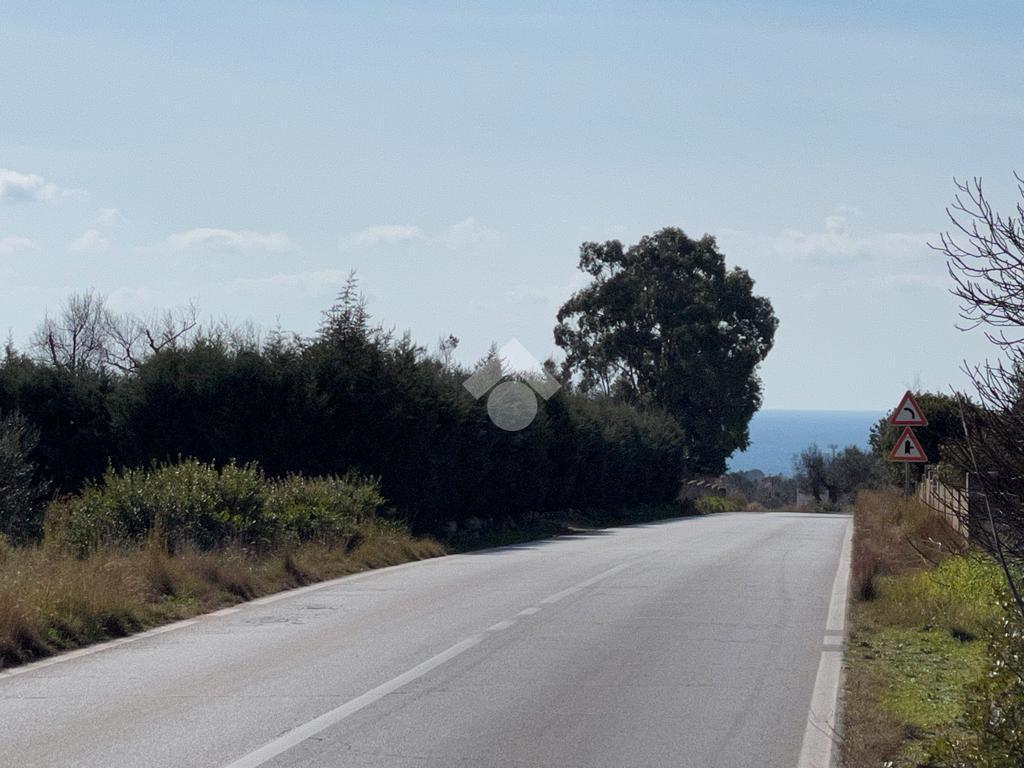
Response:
[917,468,971,540]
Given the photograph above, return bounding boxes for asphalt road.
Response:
[1,511,850,768]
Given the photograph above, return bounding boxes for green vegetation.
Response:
[46,460,383,554]
[795,443,884,505]
[0,459,443,667]
[0,526,443,668]
[843,490,1023,768]
[0,234,774,669]
[693,495,745,515]
[868,391,968,486]
[0,276,692,539]
[555,227,777,475]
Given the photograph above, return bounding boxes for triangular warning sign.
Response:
[888,426,928,462]
[889,391,928,426]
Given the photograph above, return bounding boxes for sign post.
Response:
[887,391,928,494]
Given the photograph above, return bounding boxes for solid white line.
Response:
[826,519,853,633]
[516,607,541,616]
[221,635,484,768]
[797,518,853,768]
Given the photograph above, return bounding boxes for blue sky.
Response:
[1,1,1021,409]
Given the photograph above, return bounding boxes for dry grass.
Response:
[0,526,444,669]
[850,489,964,601]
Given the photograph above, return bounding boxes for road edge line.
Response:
[797,516,853,768]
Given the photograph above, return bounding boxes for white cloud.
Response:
[0,236,37,254]
[165,227,292,252]
[95,207,126,227]
[70,229,109,252]
[445,217,501,249]
[227,269,349,297]
[0,168,85,203]
[342,219,501,250]
[346,224,425,249]
[721,210,932,265]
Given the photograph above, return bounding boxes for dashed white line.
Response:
[220,560,634,768]
[221,635,485,768]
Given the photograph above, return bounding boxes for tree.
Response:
[795,443,884,504]
[554,227,778,475]
[868,391,967,485]
[0,411,50,542]
[931,175,1024,620]
[30,289,198,374]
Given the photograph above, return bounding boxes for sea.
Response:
[726,410,884,476]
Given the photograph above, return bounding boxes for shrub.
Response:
[46,459,383,554]
[930,600,1024,767]
[0,411,50,543]
[266,473,384,545]
[695,494,744,514]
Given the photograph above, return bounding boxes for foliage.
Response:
[693,494,745,514]
[844,490,997,768]
[929,602,1024,767]
[723,469,798,508]
[0,524,443,667]
[868,391,968,486]
[0,411,50,542]
[46,459,383,554]
[795,443,885,504]
[554,227,777,475]
[1,279,688,535]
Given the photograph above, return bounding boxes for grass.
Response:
[0,522,444,669]
[0,496,697,670]
[842,489,1006,768]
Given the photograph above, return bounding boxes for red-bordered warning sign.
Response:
[888,426,928,462]
[889,390,928,426]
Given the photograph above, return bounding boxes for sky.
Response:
[1,1,1021,410]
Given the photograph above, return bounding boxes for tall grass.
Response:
[0,460,444,669]
[0,526,443,668]
[851,489,964,601]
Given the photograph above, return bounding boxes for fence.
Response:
[917,468,971,540]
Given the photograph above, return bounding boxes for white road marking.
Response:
[538,561,633,604]
[486,620,516,632]
[797,518,853,768]
[222,635,485,768]
[209,607,242,617]
[516,607,541,616]
[220,561,634,768]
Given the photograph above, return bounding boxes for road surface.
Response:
[1,512,851,768]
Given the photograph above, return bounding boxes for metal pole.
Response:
[904,462,911,496]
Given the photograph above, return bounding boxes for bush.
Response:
[694,494,744,514]
[266,473,383,545]
[930,601,1024,767]
[2,286,690,535]
[46,459,383,554]
[0,411,49,542]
